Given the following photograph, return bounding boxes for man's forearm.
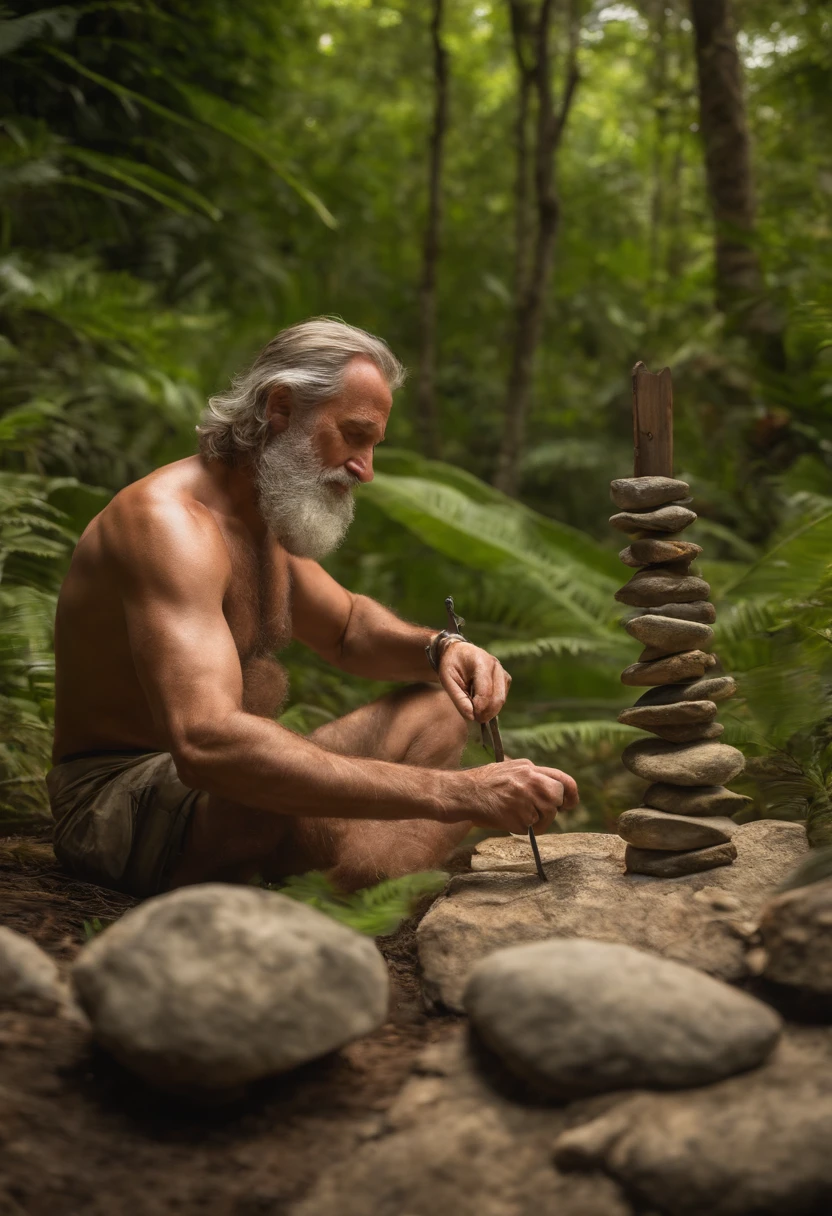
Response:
[335,593,441,682]
[173,709,466,821]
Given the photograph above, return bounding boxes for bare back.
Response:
[52,456,293,762]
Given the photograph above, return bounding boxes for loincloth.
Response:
[46,750,201,897]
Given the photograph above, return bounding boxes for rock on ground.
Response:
[464,940,781,1098]
[759,878,832,997]
[71,884,389,1094]
[553,1027,832,1216]
[624,840,737,877]
[418,822,807,1011]
[0,925,70,1014]
[617,809,734,851]
[288,1032,632,1216]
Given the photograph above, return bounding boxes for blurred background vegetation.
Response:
[2,0,832,843]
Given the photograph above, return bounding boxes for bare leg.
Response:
[169,684,472,891]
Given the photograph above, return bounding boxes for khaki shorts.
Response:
[46,750,201,897]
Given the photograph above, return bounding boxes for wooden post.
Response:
[632,361,673,477]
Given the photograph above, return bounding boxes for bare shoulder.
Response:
[99,465,231,592]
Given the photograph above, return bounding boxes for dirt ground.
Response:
[0,828,465,1216]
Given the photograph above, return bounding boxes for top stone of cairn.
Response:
[610,476,690,512]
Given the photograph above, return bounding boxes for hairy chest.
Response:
[222,536,293,664]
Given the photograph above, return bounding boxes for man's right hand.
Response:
[442,759,579,835]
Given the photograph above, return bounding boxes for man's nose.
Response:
[345,455,374,483]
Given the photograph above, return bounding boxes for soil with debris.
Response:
[0,829,465,1216]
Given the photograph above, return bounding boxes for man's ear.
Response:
[265,385,292,434]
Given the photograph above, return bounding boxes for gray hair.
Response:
[197,317,407,463]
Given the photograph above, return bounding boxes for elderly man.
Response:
[47,318,577,896]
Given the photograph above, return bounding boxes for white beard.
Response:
[255,423,357,559]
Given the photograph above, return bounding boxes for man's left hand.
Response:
[438,641,511,724]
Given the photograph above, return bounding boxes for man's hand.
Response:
[438,640,510,724]
[442,759,579,834]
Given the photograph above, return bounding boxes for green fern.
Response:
[270,869,449,937]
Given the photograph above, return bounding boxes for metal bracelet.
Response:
[425,630,467,673]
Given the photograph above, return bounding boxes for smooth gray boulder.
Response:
[625,841,737,877]
[648,722,724,743]
[71,884,389,1094]
[635,674,737,705]
[618,699,717,728]
[464,940,781,1098]
[0,925,69,1014]
[610,476,690,511]
[616,568,710,607]
[552,1028,832,1216]
[638,600,717,623]
[621,650,716,687]
[624,613,713,654]
[622,738,745,785]
[610,505,697,534]
[644,783,752,817]
[618,809,734,851]
[759,878,832,997]
[620,538,702,567]
[419,822,807,1010]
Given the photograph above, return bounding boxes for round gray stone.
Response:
[71,884,389,1094]
[610,477,691,511]
[625,613,713,655]
[622,651,716,687]
[759,879,832,996]
[648,722,724,743]
[618,700,717,729]
[644,783,753,817]
[635,675,737,707]
[638,601,717,624]
[625,841,737,877]
[622,739,746,786]
[618,809,735,851]
[0,926,68,1014]
[610,505,697,535]
[620,538,702,568]
[616,569,711,608]
[463,940,780,1098]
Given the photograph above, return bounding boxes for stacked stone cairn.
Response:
[610,475,751,878]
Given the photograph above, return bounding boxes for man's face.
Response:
[255,357,392,560]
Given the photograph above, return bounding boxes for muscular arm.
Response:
[290,557,510,723]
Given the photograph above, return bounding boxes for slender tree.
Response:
[495,0,580,496]
[416,0,450,458]
[689,0,786,369]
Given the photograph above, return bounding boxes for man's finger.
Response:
[535,766,579,809]
[442,671,475,721]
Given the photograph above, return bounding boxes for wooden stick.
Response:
[632,362,673,477]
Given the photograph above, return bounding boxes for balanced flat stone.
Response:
[620,538,702,568]
[649,722,724,743]
[616,567,710,607]
[610,504,697,534]
[638,600,717,623]
[622,739,746,786]
[618,809,735,851]
[622,650,716,687]
[639,641,714,662]
[644,783,753,817]
[625,841,737,877]
[635,675,737,707]
[618,700,717,729]
[625,613,713,655]
[610,476,690,511]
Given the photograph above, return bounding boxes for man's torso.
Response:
[52,457,293,762]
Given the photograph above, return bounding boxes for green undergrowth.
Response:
[265,869,449,937]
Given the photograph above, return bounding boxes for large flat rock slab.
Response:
[418,821,807,1011]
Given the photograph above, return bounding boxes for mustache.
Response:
[319,467,360,490]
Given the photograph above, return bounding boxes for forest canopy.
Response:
[2,0,832,838]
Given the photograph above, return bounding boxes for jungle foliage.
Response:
[2,0,832,841]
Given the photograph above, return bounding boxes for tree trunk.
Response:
[689,0,785,369]
[416,0,449,458]
[495,0,579,496]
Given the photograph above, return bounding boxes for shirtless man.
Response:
[47,318,577,897]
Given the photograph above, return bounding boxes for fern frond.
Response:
[501,719,642,755]
[272,870,448,936]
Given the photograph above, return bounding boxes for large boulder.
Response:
[553,1028,832,1216]
[0,925,69,1014]
[759,877,832,999]
[464,940,781,1098]
[71,884,389,1094]
[419,821,807,1011]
